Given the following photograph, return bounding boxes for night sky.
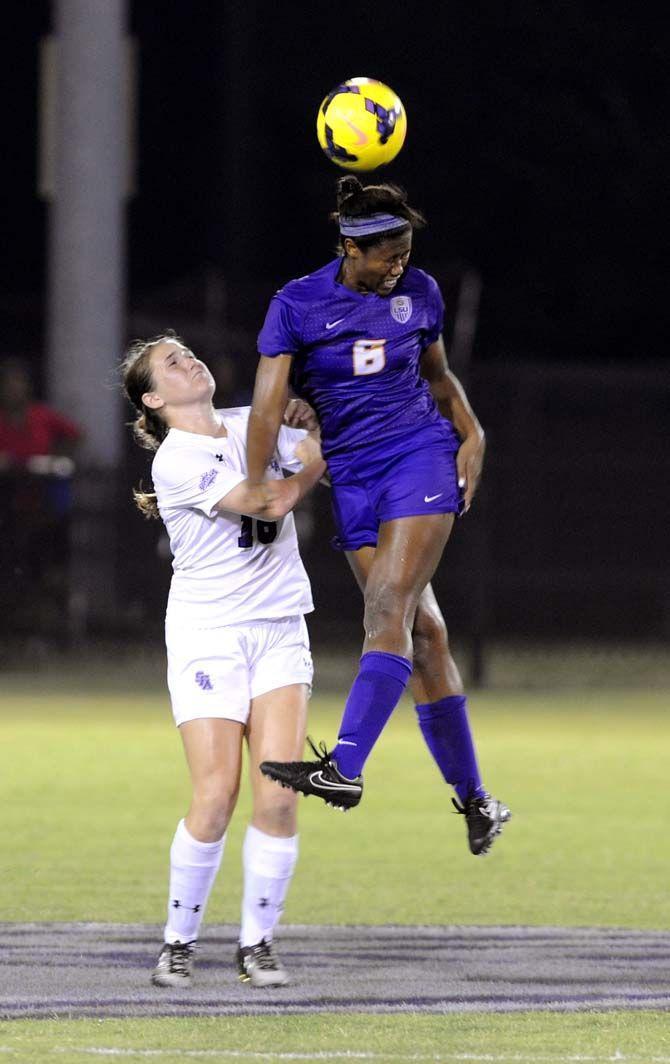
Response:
[6,2,668,366]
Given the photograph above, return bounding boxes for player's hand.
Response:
[294,434,323,468]
[284,398,319,432]
[456,431,486,513]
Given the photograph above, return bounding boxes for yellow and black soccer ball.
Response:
[316,77,407,171]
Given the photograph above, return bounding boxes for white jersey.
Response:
[151,407,314,628]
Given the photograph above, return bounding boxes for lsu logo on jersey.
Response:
[390,295,412,324]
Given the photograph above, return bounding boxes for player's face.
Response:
[349,232,413,296]
[143,341,215,411]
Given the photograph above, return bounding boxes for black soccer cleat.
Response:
[260,737,363,811]
[452,792,512,856]
[237,938,289,988]
[151,940,195,987]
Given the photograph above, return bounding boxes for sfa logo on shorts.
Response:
[390,295,412,323]
[195,671,213,690]
[198,468,219,491]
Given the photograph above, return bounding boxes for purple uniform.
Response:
[258,258,462,550]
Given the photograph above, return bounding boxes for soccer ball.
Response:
[316,77,407,171]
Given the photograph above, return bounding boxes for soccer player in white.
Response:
[121,332,325,988]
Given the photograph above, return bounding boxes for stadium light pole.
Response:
[41,0,132,636]
[44,0,129,467]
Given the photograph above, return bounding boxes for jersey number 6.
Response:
[238,515,278,549]
[352,339,386,376]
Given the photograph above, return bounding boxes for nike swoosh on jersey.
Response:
[424,493,443,503]
[308,770,360,792]
[325,318,345,330]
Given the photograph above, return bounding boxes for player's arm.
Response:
[420,336,485,512]
[283,401,330,485]
[214,448,326,522]
[247,354,293,485]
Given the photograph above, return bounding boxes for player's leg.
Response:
[237,681,309,986]
[343,550,510,854]
[261,514,454,807]
[410,587,512,855]
[409,584,486,802]
[328,512,454,780]
[346,549,484,800]
[236,616,312,986]
[152,717,244,987]
[153,621,250,987]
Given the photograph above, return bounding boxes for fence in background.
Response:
[1,356,667,680]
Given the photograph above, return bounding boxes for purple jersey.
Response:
[257,258,460,465]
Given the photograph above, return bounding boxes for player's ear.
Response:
[142,391,165,411]
[343,237,360,259]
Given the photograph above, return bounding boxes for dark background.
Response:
[7,2,669,362]
[3,2,669,658]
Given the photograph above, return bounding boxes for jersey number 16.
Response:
[238,515,278,549]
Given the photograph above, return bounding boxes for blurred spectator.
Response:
[0,358,81,470]
[0,358,83,647]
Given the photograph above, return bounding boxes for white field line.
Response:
[0,1046,656,1064]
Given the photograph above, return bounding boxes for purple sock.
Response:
[332,651,412,779]
[415,695,486,803]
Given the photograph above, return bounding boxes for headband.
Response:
[339,213,409,238]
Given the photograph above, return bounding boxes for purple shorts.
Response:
[329,423,462,552]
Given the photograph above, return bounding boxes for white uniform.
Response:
[151,407,314,726]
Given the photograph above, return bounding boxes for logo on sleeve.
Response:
[390,295,412,323]
[199,468,219,491]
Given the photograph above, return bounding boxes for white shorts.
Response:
[166,614,313,728]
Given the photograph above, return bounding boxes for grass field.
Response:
[1,1012,670,1063]
[1,665,669,1060]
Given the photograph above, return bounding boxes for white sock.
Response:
[163,819,225,944]
[240,825,298,947]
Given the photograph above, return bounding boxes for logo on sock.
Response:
[172,899,201,913]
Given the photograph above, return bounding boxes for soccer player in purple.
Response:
[248,176,510,856]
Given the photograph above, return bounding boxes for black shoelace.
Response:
[306,736,332,765]
[452,795,490,817]
[168,942,193,975]
[252,940,279,970]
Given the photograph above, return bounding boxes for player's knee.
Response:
[254,792,298,836]
[191,777,240,836]
[413,608,449,674]
[363,580,416,636]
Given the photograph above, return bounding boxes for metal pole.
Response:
[46,0,127,467]
[44,0,129,637]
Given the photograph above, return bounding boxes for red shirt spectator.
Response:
[0,401,81,464]
[0,358,82,468]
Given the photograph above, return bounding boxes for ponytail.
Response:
[120,331,181,519]
[132,484,160,520]
[330,175,426,231]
